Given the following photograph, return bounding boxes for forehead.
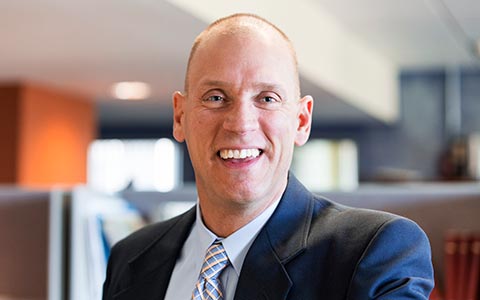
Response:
[187,26,298,95]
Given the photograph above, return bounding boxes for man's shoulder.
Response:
[298,196,433,298]
[282,174,423,245]
[313,195,398,222]
[309,194,423,242]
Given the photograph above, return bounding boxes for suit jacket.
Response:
[103,174,434,299]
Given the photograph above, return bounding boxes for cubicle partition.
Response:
[0,188,61,300]
[0,186,143,300]
[1,183,479,299]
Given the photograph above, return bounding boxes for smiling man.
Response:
[103,14,434,300]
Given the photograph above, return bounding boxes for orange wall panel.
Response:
[0,85,20,183]
[17,84,96,187]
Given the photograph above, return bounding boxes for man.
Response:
[103,13,434,299]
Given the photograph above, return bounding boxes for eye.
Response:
[205,95,224,102]
[258,93,281,105]
[262,96,277,103]
[256,93,282,110]
[201,92,227,108]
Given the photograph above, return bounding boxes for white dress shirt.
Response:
[164,199,280,300]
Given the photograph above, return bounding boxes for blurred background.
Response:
[1,0,480,299]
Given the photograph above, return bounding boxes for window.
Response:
[291,139,358,191]
[87,139,182,193]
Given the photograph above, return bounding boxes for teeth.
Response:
[219,148,261,160]
[239,149,247,159]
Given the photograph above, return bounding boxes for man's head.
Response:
[184,13,300,97]
[172,13,313,219]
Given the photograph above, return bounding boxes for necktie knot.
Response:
[192,241,230,300]
[200,242,229,279]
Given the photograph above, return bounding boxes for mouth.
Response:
[218,148,263,160]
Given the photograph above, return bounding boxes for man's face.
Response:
[173,28,312,212]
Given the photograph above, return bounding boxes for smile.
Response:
[218,148,262,160]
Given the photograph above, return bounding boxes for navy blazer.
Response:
[103,175,434,299]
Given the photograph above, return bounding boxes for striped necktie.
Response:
[192,241,230,300]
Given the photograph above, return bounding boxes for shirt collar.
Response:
[194,198,281,275]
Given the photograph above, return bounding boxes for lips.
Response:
[218,148,262,160]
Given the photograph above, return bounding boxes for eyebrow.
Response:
[198,79,287,96]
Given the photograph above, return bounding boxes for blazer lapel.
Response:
[234,174,314,300]
[113,207,196,300]
[233,231,292,300]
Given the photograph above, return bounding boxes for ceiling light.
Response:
[111,81,151,100]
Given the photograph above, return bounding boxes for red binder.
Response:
[466,233,480,300]
[445,231,460,300]
[444,231,480,300]
[457,233,472,300]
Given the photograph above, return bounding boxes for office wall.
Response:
[462,70,480,135]
[18,84,96,186]
[0,85,20,182]
[357,71,447,181]
[0,83,96,186]
[357,69,480,181]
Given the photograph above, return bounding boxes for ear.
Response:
[172,91,186,143]
[294,95,314,146]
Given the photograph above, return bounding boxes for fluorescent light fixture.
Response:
[111,81,151,100]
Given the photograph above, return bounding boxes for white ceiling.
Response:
[313,0,480,67]
[1,0,479,127]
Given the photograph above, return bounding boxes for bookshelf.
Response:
[69,187,145,300]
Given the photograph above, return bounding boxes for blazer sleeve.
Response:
[102,256,112,300]
[346,217,434,299]
[102,240,119,300]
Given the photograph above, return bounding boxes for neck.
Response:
[198,194,280,237]
[195,175,288,237]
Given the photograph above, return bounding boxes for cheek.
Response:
[260,115,297,165]
[185,111,218,143]
[185,107,205,129]
[261,111,298,139]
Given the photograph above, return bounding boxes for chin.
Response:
[222,187,266,205]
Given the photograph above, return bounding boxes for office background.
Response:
[1,1,480,300]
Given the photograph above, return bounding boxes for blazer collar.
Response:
[234,174,314,300]
[113,207,196,300]
[114,173,314,300]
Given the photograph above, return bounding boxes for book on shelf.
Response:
[444,230,480,300]
[467,233,480,300]
[445,231,459,300]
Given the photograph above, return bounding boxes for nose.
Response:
[222,99,259,134]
